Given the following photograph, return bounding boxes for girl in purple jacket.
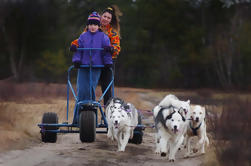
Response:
[72,12,112,103]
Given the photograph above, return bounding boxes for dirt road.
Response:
[0,132,205,166]
[0,114,205,166]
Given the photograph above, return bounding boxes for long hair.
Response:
[102,5,122,36]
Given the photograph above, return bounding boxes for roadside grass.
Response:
[213,98,251,166]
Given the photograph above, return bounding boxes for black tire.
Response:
[129,112,144,144]
[41,112,58,143]
[79,111,96,142]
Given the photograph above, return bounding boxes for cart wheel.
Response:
[41,112,58,143]
[129,112,144,144]
[79,110,96,142]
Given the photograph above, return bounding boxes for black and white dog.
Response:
[153,94,190,161]
[154,106,186,161]
[106,98,138,152]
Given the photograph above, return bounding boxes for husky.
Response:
[106,98,138,151]
[154,106,186,162]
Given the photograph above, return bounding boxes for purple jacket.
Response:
[72,30,112,65]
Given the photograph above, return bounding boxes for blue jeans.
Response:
[77,68,102,102]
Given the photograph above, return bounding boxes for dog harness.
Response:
[189,122,202,136]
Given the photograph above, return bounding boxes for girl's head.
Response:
[101,5,122,35]
[87,12,101,33]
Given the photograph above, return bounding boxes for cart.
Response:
[38,48,144,144]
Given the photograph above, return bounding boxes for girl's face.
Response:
[88,24,99,33]
[101,12,112,26]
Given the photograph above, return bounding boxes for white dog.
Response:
[184,105,209,157]
[106,98,138,152]
[154,106,186,162]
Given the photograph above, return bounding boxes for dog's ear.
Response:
[182,116,186,122]
[178,108,183,113]
[187,100,190,105]
[124,105,130,110]
[178,110,186,122]
[171,106,176,113]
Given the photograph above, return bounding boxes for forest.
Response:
[0,0,251,89]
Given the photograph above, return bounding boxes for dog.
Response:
[154,106,186,162]
[184,105,209,157]
[106,98,138,151]
[153,95,191,146]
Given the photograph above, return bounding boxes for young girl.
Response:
[72,12,112,102]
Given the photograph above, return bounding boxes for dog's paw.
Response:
[200,149,205,154]
[192,148,198,153]
[161,152,166,157]
[184,153,190,158]
[155,146,161,154]
[155,151,160,154]
[117,149,125,152]
[169,159,175,162]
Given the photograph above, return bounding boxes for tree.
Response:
[0,0,68,81]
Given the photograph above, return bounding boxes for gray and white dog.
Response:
[106,97,138,152]
[154,105,186,162]
[153,94,190,161]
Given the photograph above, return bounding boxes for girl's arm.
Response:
[70,28,87,47]
[108,28,120,59]
[72,35,84,63]
[103,34,113,65]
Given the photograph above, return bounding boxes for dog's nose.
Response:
[196,117,199,122]
[174,125,177,130]
[115,120,118,124]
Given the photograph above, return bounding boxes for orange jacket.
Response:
[71,24,120,59]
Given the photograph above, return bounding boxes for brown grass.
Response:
[0,81,66,102]
[212,98,251,166]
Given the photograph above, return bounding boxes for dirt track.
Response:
[0,124,205,166]
[0,86,214,166]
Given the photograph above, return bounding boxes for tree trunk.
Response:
[2,24,20,81]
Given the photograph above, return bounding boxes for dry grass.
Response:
[212,98,251,166]
[0,99,74,152]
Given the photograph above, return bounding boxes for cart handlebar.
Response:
[77,48,104,51]
[75,47,105,68]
